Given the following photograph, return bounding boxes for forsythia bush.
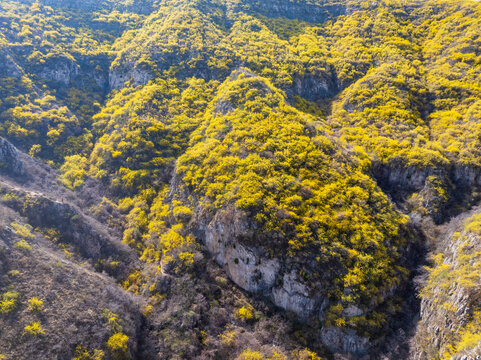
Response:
[24,321,45,336]
[27,297,44,311]
[0,291,19,314]
[107,333,129,359]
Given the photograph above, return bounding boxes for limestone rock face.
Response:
[412,224,481,359]
[38,58,79,86]
[198,206,379,355]
[374,162,481,224]
[201,209,327,314]
[453,165,481,187]
[374,165,438,193]
[271,270,322,319]
[228,0,347,23]
[204,209,280,293]
[343,305,364,318]
[109,63,154,90]
[320,327,370,355]
[286,73,338,101]
[0,137,24,176]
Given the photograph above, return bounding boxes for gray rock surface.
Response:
[321,326,370,355]
[109,64,154,90]
[198,206,377,355]
[38,58,79,86]
[0,137,24,176]
[271,270,320,319]
[228,0,347,23]
[202,209,329,316]
[204,209,280,293]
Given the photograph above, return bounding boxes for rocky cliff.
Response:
[200,209,371,354]
[0,137,24,177]
[413,210,481,359]
[228,0,347,23]
[18,0,155,13]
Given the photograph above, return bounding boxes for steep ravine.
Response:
[409,204,481,359]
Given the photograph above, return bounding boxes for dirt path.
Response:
[0,177,127,251]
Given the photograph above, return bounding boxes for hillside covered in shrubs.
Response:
[1,0,481,359]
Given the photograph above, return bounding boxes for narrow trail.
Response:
[0,177,126,248]
[0,178,56,201]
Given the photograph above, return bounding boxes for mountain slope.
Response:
[1,0,481,359]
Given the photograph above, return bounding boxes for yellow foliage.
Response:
[237,349,265,360]
[13,239,32,252]
[103,309,123,333]
[27,297,44,311]
[107,333,129,359]
[10,222,34,239]
[292,349,323,360]
[73,346,104,360]
[218,328,237,346]
[0,291,19,314]
[158,229,196,270]
[235,305,255,322]
[60,155,89,189]
[24,321,45,336]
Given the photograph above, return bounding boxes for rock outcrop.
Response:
[0,137,24,176]
[289,71,338,101]
[228,0,347,23]
[412,211,481,359]
[320,327,370,355]
[20,0,155,14]
[109,63,154,90]
[373,164,442,195]
[373,162,481,224]
[37,57,79,86]
[198,208,372,355]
